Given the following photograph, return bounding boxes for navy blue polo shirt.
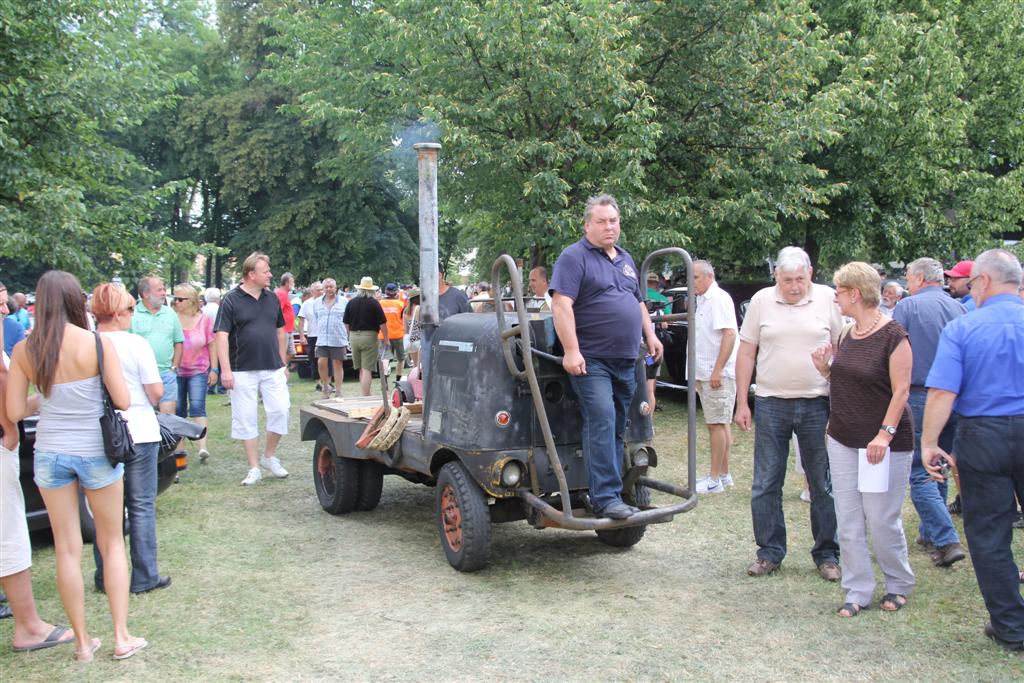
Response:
[214,285,285,372]
[926,294,1024,416]
[550,237,643,360]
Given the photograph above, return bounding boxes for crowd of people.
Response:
[2,196,1023,660]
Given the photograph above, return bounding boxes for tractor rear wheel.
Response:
[313,431,359,514]
[436,461,492,572]
[355,460,384,511]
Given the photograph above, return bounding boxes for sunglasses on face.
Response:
[173,297,189,302]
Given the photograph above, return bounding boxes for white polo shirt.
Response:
[688,281,738,381]
[739,282,842,398]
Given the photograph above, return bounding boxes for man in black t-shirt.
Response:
[343,277,388,396]
[215,252,291,486]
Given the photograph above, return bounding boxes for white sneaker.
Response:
[800,488,812,503]
[260,455,289,478]
[696,476,724,494]
[720,473,735,488]
[241,467,262,486]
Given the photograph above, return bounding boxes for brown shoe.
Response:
[818,561,841,582]
[931,543,966,567]
[747,558,779,577]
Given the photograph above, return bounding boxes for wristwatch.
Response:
[880,425,897,437]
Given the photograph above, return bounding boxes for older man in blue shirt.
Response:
[923,248,1024,652]
[550,194,663,520]
[893,257,966,567]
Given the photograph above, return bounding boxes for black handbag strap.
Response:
[94,332,115,409]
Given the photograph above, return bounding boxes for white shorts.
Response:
[231,368,291,440]
[1,443,32,577]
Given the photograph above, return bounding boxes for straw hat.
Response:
[356,276,380,291]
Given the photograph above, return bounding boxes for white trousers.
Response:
[231,368,290,440]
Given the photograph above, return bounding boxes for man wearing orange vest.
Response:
[379,283,407,381]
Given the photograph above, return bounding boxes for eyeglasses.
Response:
[966,274,983,291]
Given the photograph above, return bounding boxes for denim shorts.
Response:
[160,369,178,404]
[34,452,124,490]
[177,373,208,418]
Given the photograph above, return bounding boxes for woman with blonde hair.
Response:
[172,283,217,460]
[811,262,915,617]
[90,284,170,596]
[6,271,147,661]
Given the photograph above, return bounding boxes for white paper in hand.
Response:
[858,448,890,493]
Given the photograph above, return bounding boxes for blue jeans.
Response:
[177,373,208,418]
[569,358,637,512]
[907,388,959,546]
[94,441,161,592]
[751,396,839,565]
[954,415,1024,642]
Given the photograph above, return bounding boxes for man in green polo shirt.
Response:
[132,276,184,414]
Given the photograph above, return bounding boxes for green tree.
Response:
[0,0,185,282]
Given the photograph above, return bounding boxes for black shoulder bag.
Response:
[95,332,135,465]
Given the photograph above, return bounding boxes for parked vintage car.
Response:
[19,413,197,541]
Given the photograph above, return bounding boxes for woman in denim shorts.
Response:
[6,271,148,662]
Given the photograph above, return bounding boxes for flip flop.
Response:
[74,637,101,663]
[13,624,74,652]
[113,638,148,660]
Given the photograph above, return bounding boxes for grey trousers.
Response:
[827,436,915,606]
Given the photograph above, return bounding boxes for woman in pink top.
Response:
[172,284,217,460]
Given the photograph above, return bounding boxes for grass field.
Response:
[2,372,1022,681]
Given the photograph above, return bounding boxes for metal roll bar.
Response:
[640,248,698,493]
[491,255,574,516]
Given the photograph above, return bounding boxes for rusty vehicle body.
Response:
[299,144,698,571]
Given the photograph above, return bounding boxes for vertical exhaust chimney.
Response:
[414,142,441,327]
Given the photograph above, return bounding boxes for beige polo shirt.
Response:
[739,282,842,398]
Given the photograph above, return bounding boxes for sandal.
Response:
[880,593,908,612]
[113,637,148,660]
[74,637,101,663]
[837,602,867,618]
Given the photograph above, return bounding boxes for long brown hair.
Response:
[27,271,89,396]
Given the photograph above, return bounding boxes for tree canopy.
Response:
[2,0,1021,289]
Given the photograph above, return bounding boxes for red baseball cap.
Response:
[944,260,973,278]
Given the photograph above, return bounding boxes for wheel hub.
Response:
[317,447,336,495]
[440,484,462,552]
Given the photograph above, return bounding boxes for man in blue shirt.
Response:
[893,257,966,568]
[9,293,30,332]
[923,249,1024,652]
[550,194,663,519]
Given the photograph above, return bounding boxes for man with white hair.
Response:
[923,249,1024,651]
[880,281,904,315]
[734,246,843,579]
[202,287,221,321]
[892,257,966,568]
[689,260,738,494]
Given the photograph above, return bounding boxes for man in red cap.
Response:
[944,260,976,311]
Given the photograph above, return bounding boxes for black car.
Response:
[19,414,192,542]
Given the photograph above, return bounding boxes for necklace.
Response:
[853,309,882,336]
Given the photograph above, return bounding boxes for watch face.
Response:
[884,426,897,435]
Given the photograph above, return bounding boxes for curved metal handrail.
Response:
[640,248,697,493]
[490,255,573,515]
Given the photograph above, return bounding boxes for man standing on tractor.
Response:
[550,194,664,520]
